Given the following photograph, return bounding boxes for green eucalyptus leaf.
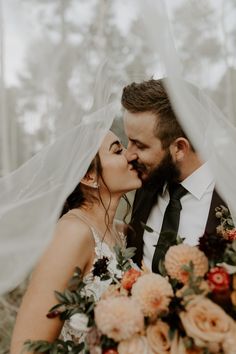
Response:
[176,235,185,244]
[182,288,194,297]
[54,291,67,303]
[140,221,154,233]
[49,303,63,312]
[123,247,136,259]
[64,289,74,303]
[158,258,167,276]
[181,264,191,272]
[168,327,176,341]
[71,342,85,353]
[100,274,111,281]
[231,240,236,252]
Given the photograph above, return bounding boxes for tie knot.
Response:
[169,183,188,200]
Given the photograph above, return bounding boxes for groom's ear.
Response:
[80,171,98,189]
[170,137,190,162]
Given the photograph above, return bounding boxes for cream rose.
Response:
[180,296,235,350]
[146,321,171,354]
[118,335,153,354]
[222,322,236,354]
[170,334,188,354]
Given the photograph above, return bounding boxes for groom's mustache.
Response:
[130,160,147,173]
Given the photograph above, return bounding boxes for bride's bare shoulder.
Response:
[54,212,94,245]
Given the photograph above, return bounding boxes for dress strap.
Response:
[67,211,101,246]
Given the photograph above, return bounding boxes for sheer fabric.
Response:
[138,0,236,222]
[1,0,236,294]
[60,218,123,346]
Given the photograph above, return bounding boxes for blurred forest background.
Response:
[1,0,236,352]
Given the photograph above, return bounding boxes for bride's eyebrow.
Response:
[109,140,121,151]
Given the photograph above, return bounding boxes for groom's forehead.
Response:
[124,111,157,136]
[124,110,156,124]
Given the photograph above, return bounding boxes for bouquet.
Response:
[25,206,236,354]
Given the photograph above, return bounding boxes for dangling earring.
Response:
[92,182,99,189]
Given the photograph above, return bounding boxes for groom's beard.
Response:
[132,151,181,190]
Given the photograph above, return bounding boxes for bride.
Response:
[10,130,142,353]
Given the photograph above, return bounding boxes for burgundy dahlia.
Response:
[198,232,228,262]
[92,256,110,277]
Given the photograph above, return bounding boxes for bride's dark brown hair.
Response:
[60,153,131,224]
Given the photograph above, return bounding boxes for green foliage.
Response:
[114,244,136,272]
[181,261,205,298]
[100,335,117,351]
[158,258,167,277]
[140,221,154,233]
[224,240,236,265]
[23,339,84,354]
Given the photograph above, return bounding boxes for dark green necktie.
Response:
[152,183,188,273]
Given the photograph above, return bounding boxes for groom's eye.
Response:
[135,142,146,150]
[130,139,146,150]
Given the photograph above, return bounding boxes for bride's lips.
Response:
[128,165,139,175]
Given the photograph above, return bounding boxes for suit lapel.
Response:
[129,187,226,267]
[128,186,160,266]
[205,189,227,235]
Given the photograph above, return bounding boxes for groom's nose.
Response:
[125,143,138,162]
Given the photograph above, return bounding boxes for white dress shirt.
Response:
[143,162,215,270]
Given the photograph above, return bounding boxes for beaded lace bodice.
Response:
[60,224,123,344]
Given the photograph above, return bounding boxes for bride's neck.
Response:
[78,194,121,230]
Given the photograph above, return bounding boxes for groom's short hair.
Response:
[121,78,188,149]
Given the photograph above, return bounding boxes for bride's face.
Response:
[98,131,142,193]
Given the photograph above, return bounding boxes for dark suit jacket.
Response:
[127,186,226,267]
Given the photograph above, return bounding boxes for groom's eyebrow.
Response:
[109,140,121,150]
[130,138,147,147]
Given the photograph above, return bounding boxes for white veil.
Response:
[0,104,117,295]
[0,1,120,296]
[1,0,236,296]
[137,0,236,222]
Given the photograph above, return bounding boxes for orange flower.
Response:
[94,297,144,342]
[121,269,142,290]
[165,244,208,284]
[131,273,173,317]
[103,350,118,354]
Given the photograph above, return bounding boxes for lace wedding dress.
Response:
[60,220,124,345]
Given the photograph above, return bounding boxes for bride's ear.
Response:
[80,172,99,189]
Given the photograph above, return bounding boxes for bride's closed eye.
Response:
[115,148,123,155]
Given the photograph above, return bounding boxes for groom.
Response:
[121,78,225,272]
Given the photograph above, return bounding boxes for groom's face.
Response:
[124,110,177,184]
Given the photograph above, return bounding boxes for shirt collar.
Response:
[162,162,215,200]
